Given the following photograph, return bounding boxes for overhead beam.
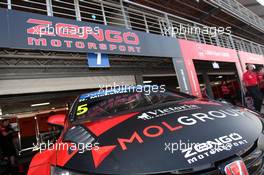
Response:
[200,7,220,22]
[141,0,200,21]
[232,22,264,36]
[244,2,259,8]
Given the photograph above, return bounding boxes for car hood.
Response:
[59,99,263,174]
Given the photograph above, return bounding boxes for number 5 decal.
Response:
[76,104,88,116]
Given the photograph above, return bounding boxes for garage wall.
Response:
[0,75,136,95]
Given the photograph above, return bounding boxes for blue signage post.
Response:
[87,53,110,68]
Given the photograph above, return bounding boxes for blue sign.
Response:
[87,53,110,68]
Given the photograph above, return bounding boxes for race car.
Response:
[28,86,264,175]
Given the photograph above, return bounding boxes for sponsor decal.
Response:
[223,160,249,175]
[76,104,89,116]
[26,18,141,53]
[181,133,247,165]
[90,109,241,168]
[119,109,240,151]
[196,44,230,58]
[137,105,200,120]
[199,50,230,58]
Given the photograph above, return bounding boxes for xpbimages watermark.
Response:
[33,141,100,153]
[30,23,101,37]
[98,83,166,95]
[164,24,232,37]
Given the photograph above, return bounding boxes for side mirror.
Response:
[47,114,66,127]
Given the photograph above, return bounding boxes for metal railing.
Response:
[0,0,263,56]
[206,0,264,33]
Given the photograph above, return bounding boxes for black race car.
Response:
[28,86,264,175]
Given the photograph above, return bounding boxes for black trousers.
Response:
[247,85,263,112]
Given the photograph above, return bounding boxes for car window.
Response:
[72,91,189,122]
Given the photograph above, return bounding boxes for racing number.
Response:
[76,104,88,116]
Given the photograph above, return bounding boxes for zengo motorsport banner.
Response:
[0,8,181,58]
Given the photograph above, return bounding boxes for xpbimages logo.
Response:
[137,105,200,120]
[32,140,100,153]
[163,24,232,37]
[98,83,166,96]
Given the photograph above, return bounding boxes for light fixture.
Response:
[212,62,220,69]
[214,82,220,85]
[31,102,50,107]
[91,15,96,20]
[143,80,152,84]
[257,0,264,6]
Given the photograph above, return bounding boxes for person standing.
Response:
[0,119,16,166]
[257,66,264,94]
[221,81,231,100]
[243,64,263,112]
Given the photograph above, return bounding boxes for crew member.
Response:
[0,119,16,166]
[221,81,232,103]
[243,64,263,112]
[257,66,264,94]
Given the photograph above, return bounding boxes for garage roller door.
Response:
[0,75,135,95]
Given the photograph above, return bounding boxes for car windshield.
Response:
[72,90,192,122]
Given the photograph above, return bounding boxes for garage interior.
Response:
[0,49,177,114]
[0,49,179,160]
[193,60,242,104]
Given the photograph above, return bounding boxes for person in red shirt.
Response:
[243,64,263,112]
[257,66,264,94]
[221,81,231,99]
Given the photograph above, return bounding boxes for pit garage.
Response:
[178,39,244,103]
[0,51,182,153]
[0,52,179,113]
[194,60,242,104]
[0,52,186,175]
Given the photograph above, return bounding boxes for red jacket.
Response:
[243,71,258,87]
[221,85,230,95]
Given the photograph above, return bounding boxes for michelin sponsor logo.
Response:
[181,133,247,164]
[137,105,200,120]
